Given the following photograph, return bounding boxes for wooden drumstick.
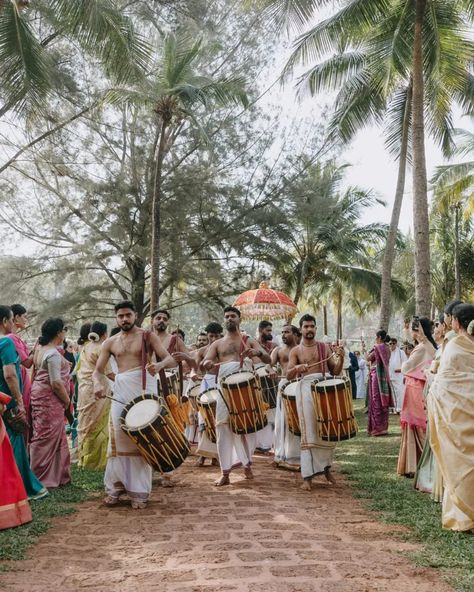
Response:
[105,394,127,406]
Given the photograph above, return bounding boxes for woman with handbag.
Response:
[0,305,48,500]
[30,318,72,489]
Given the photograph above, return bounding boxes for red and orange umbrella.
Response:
[233,281,297,321]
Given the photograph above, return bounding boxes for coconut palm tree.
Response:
[431,126,474,298]
[264,160,406,334]
[269,0,474,320]
[111,34,248,310]
[0,0,150,118]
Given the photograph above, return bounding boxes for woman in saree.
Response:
[0,305,48,500]
[30,318,71,489]
[397,317,436,477]
[8,305,34,440]
[414,316,446,497]
[367,330,393,436]
[0,394,32,530]
[429,303,474,532]
[77,322,113,470]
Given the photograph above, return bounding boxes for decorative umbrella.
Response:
[233,281,297,321]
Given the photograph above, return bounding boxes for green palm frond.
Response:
[258,0,321,33]
[48,0,150,84]
[0,1,52,115]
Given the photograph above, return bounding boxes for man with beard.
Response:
[151,309,188,356]
[287,314,344,490]
[271,325,300,470]
[174,322,223,466]
[93,301,174,509]
[257,320,276,352]
[202,306,271,486]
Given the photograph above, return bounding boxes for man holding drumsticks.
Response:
[287,314,344,490]
[93,301,174,509]
[202,306,271,486]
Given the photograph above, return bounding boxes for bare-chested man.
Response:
[173,322,223,466]
[151,309,188,357]
[202,306,271,486]
[93,300,174,509]
[287,314,344,490]
[257,320,277,352]
[271,325,301,470]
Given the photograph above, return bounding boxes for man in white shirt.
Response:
[388,337,407,413]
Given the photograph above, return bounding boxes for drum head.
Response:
[316,378,346,388]
[125,398,161,429]
[199,388,219,405]
[255,365,268,377]
[223,371,254,385]
[282,380,300,399]
[188,383,201,398]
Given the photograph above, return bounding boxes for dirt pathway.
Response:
[0,455,452,592]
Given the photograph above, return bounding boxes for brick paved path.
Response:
[0,456,452,592]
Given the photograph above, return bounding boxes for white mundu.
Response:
[195,374,219,460]
[105,367,156,503]
[216,361,258,473]
[296,373,336,480]
[274,378,300,470]
[389,347,407,412]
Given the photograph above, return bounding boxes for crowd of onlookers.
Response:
[1,300,473,533]
[364,301,474,532]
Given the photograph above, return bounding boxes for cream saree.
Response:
[429,334,474,531]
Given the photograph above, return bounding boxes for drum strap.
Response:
[318,341,326,378]
[141,330,151,392]
[239,335,250,369]
[168,334,184,401]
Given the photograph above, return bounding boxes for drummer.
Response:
[202,306,271,486]
[173,322,223,466]
[257,321,277,352]
[286,314,344,490]
[271,325,300,470]
[93,301,175,509]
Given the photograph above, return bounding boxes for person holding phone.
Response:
[397,317,437,478]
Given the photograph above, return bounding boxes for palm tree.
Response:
[264,160,406,335]
[271,0,474,320]
[113,34,248,310]
[0,0,149,118]
[431,126,474,298]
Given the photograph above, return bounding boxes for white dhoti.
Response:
[195,374,219,460]
[297,373,336,480]
[390,374,404,412]
[274,379,301,470]
[183,378,199,445]
[216,361,257,473]
[104,367,154,502]
[256,407,275,451]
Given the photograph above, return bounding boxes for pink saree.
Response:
[30,349,71,488]
[367,343,393,436]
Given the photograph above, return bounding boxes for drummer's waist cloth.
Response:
[297,373,336,451]
[108,367,158,457]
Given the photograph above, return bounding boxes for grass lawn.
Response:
[337,402,474,592]
[0,465,103,568]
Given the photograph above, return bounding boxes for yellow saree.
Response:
[77,342,111,470]
[429,334,474,531]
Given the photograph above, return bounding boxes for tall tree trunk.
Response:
[379,83,412,331]
[150,119,168,312]
[129,257,146,325]
[411,0,431,317]
[336,288,342,340]
[454,204,461,299]
[322,304,328,336]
